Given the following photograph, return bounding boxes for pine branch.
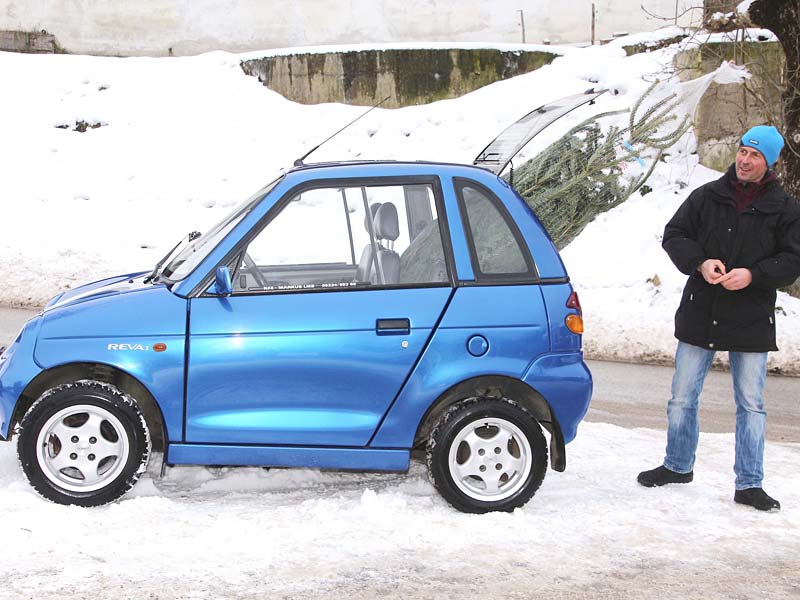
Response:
[508,79,695,248]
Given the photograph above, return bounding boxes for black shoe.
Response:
[734,488,781,512]
[637,465,693,487]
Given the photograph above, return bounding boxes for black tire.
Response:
[17,380,151,507]
[426,397,547,513]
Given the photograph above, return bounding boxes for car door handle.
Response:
[376,318,410,335]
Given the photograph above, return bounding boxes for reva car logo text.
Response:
[107,343,168,352]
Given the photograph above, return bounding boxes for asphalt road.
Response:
[585,359,799,443]
[2,306,798,442]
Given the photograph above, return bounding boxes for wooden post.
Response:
[518,9,526,43]
[591,3,596,45]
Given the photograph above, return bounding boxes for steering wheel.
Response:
[242,252,269,289]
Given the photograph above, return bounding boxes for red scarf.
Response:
[730,170,777,213]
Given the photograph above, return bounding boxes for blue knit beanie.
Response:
[740,125,784,166]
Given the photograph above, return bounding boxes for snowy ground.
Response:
[2,30,799,372]
[0,422,797,599]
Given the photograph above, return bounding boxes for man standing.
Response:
[637,125,800,511]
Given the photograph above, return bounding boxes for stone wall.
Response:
[241,48,558,108]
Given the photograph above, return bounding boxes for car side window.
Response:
[457,181,533,279]
[232,182,450,294]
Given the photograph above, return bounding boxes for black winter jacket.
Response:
[663,165,800,352]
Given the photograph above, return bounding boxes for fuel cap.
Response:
[467,335,489,357]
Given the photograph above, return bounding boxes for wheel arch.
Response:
[12,362,167,451]
[413,375,566,471]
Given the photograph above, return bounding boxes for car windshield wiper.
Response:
[143,231,201,284]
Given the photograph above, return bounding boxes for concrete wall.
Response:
[0,28,60,52]
[0,0,702,57]
[241,47,558,107]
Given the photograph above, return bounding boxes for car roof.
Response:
[287,159,497,179]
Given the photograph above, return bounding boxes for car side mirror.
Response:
[211,266,233,296]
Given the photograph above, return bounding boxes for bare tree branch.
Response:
[640,3,703,21]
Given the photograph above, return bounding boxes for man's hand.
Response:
[699,259,727,284]
[718,268,752,291]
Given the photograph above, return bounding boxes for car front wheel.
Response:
[17,380,151,506]
[426,397,547,513]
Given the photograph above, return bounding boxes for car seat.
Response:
[373,203,400,284]
[355,203,382,283]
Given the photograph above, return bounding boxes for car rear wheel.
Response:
[426,397,547,513]
[17,380,151,506]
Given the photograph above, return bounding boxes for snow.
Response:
[0,422,798,598]
[683,27,778,45]
[602,24,687,47]
[236,40,572,60]
[1,29,799,598]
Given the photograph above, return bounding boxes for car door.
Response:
[184,177,454,447]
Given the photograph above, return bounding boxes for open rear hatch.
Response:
[473,89,606,175]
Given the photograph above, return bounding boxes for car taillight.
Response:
[565,314,584,334]
[566,291,582,313]
[565,291,583,334]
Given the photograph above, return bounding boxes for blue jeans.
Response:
[664,341,768,490]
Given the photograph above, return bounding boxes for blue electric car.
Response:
[0,94,597,512]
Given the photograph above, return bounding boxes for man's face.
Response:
[735,145,768,183]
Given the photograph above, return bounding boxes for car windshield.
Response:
[160,175,284,282]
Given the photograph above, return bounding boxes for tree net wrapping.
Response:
[509,62,750,248]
